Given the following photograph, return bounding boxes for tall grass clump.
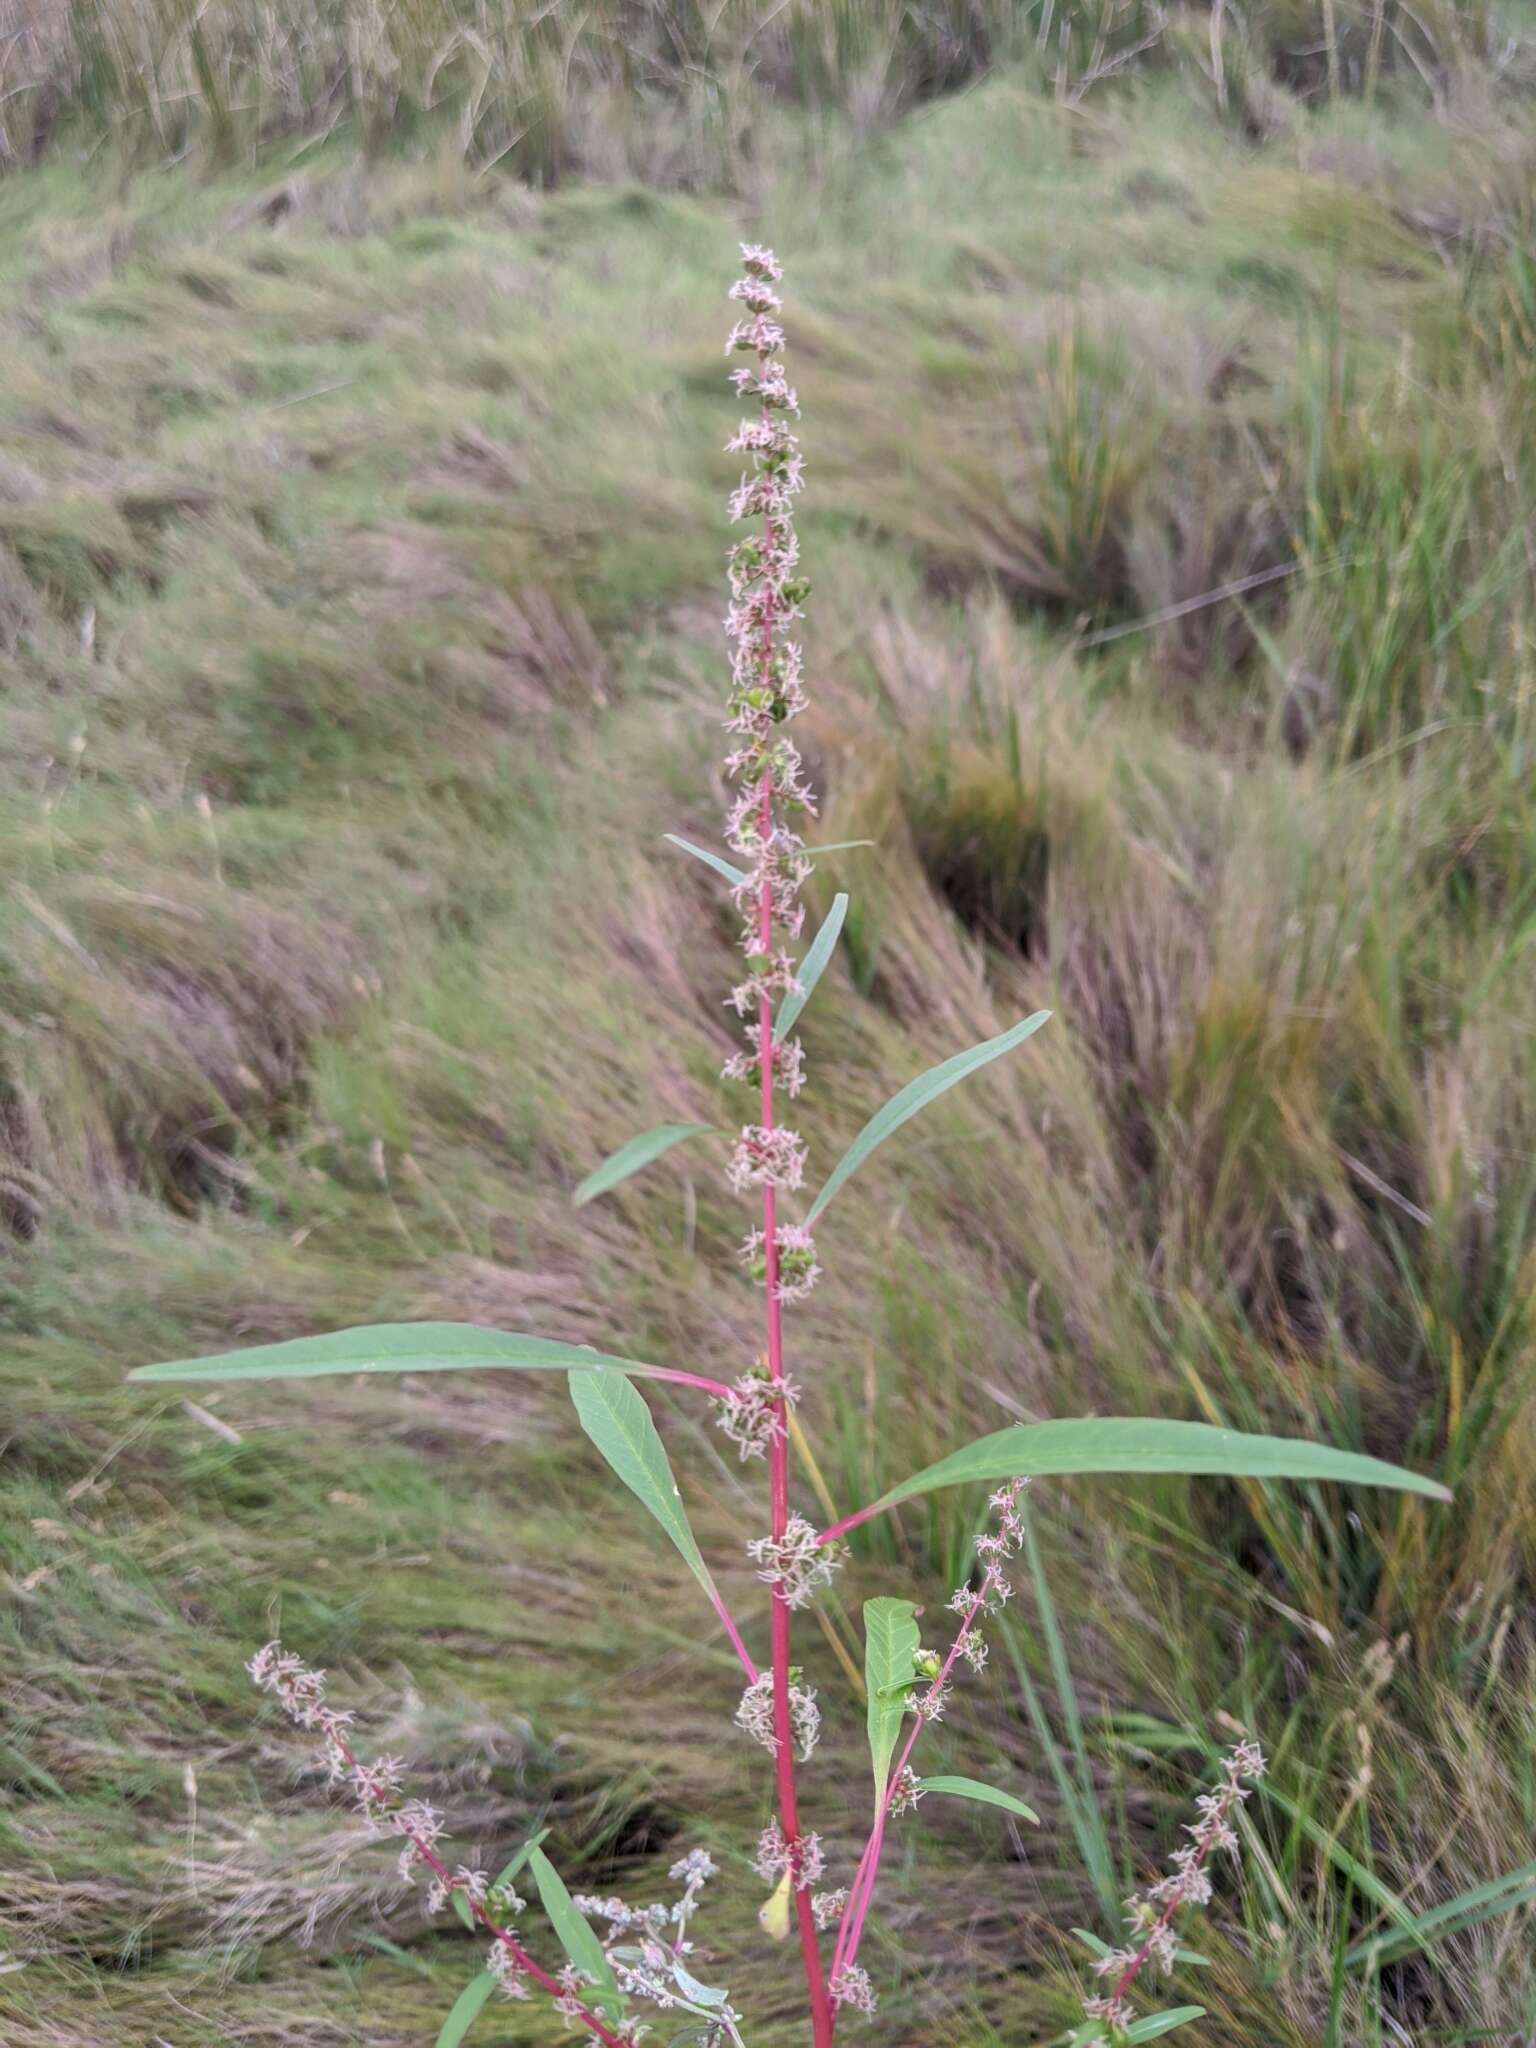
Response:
[126,246,1450,2047]
[0,0,1022,179]
[0,0,1517,179]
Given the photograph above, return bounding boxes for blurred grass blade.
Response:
[356,1931,433,1975]
[528,1846,623,2019]
[493,1827,549,1890]
[865,1417,1451,1518]
[573,1123,714,1206]
[802,840,875,857]
[663,833,746,887]
[775,892,847,1043]
[918,1775,1038,1823]
[1018,1500,1116,1898]
[129,1324,678,1384]
[1006,1620,1118,1916]
[806,1011,1051,1223]
[568,1368,719,1605]
[435,1970,496,2048]
[1257,1778,1419,1941]
[863,1596,919,1797]
[1343,1858,1536,1970]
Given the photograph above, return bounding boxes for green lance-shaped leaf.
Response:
[435,1970,496,2048]
[128,1323,678,1385]
[859,1417,1451,1517]
[664,1958,732,2012]
[573,1123,714,1207]
[806,1010,1052,1224]
[863,1596,920,1799]
[663,833,747,888]
[918,1775,1039,1824]
[774,893,847,1044]
[568,1367,721,1606]
[527,1845,623,2020]
[1124,2010,1209,2042]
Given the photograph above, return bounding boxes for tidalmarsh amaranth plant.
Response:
[132,247,1449,2046]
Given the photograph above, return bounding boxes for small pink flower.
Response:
[734,1668,820,1759]
[726,1124,808,1193]
[747,1513,840,1608]
[738,1221,821,1300]
[714,1370,798,1460]
[738,243,783,281]
[723,1027,807,1098]
[830,1964,877,2017]
[724,315,786,356]
[888,1765,925,1816]
[1081,1738,1266,2037]
[486,1943,531,2000]
[727,277,782,314]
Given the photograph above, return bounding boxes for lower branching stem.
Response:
[831,1582,982,1985]
[330,1730,629,2048]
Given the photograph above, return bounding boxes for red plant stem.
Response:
[708,1584,760,1686]
[647,1366,735,1397]
[831,1581,990,1987]
[329,1734,629,2048]
[816,1497,887,1547]
[639,1365,757,1679]
[640,1369,754,1677]
[754,490,834,2044]
[760,795,834,2047]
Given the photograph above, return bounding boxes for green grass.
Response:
[2,35,1536,2048]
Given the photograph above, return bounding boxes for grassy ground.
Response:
[3,25,1536,2048]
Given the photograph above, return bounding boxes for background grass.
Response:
[2,7,1536,2045]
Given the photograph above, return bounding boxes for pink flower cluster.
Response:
[829,1963,876,2016]
[1082,1739,1267,2040]
[247,1642,533,2002]
[719,243,818,1242]
[714,1366,800,1460]
[738,1222,821,1300]
[723,1023,806,1097]
[726,1123,807,1195]
[747,1512,841,1609]
[570,1851,742,2030]
[735,1665,821,1760]
[916,1478,1032,1719]
[756,1815,826,1889]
